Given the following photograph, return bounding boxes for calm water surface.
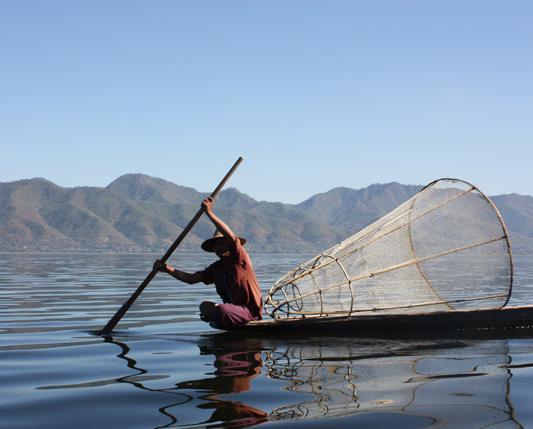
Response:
[1,252,533,428]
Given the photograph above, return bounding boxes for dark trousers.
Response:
[211,304,255,330]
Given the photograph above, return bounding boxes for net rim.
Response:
[420,178,514,308]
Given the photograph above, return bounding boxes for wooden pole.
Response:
[100,156,244,335]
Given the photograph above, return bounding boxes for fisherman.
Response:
[153,197,262,330]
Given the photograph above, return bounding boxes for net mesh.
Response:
[266,179,513,319]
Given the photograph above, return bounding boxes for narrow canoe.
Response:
[229,305,533,337]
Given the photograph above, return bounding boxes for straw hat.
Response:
[201,230,247,252]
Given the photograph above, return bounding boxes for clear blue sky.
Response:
[1,1,532,202]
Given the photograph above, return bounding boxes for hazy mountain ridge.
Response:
[296,183,423,237]
[1,176,532,253]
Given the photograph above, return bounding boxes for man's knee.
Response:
[199,301,217,322]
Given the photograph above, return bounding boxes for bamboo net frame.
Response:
[266,179,514,319]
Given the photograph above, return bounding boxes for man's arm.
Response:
[153,260,204,284]
[201,197,237,242]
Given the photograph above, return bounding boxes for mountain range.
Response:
[1,175,532,253]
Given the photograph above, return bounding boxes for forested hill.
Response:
[1,175,532,253]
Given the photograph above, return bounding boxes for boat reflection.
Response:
[104,335,523,428]
[260,337,521,428]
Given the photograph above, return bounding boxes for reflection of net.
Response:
[266,179,513,319]
[266,340,520,428]
[266,345,359,420]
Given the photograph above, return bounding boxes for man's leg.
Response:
[211,304,253,330]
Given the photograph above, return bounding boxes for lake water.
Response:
[1,252,533,428]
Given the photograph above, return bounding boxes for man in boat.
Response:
[153,197,262,330]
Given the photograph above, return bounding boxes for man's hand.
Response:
[153,259,170,273]
[201,197,214,213]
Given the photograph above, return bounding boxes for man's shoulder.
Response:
[205,259,223,270]
[230,238,249,256]
[200,259,223,285]
[229,240,254,270]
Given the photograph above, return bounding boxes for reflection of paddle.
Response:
[100,157,244,335]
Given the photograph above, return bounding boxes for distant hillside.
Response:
[106,174,203,206]
[491,194,533,252]
[296,183,422,237]
[1,176,532,253]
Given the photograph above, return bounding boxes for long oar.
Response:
[100,156,244,335]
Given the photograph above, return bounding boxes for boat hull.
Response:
[229,305,533,337]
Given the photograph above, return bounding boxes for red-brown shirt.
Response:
[200,239,262,319]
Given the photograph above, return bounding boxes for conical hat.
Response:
[201,230,247,252]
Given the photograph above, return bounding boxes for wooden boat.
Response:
[230,305,533,337]
[240,178,527,339]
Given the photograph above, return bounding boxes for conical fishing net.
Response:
[266,179,513,319]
